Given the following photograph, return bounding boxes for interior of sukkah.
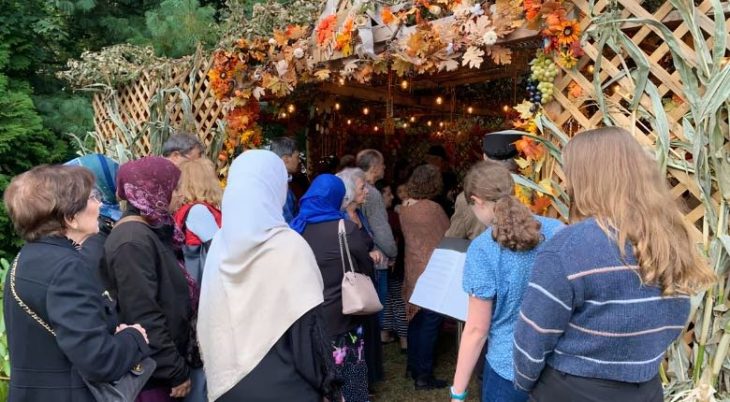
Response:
[246,45,536,202]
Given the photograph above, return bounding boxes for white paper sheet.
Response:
[409,238,470,321]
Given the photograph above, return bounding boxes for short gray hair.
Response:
[356,149,383,172]
[161,133,205,157]
[269,137,298,157]
[336,167,366,210]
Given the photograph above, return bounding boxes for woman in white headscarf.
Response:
[197,150,339,402]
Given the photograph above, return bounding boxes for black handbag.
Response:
[10,254,156,402]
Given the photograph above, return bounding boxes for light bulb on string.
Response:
[335,102,341,111]
[439,121,444,128]
[587,64,595,74]
[374,126,379,132]
[280,112,288,119]
[287,104,296,113]
[403,122,409,128]
[502,105,511,113]
[339,77,346,86]
[362,107,370,115]
[347,119,352,125]
[435,96,444,105]
[467,106,474,114]
[409,116,416,123]
[427,120,432,127]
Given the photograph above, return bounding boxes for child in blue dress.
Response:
[450,161,563,402]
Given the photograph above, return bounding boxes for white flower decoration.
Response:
[446,42,454,55]
[268,38,277,46]
[293,48,305,59]
[482,30,498,46]
[470,4,484,16]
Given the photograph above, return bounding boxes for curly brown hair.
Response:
[407,164,442,200]
[464,161,542,251]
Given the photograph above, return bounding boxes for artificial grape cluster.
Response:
[526,54,559,110]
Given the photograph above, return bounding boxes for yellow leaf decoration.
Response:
[487,45,512,65]
[462,46,484,69]
[392,57,412,77]
[263,74,293,97]
[537,178,554,196]
[314,69,331,81]
[515,100,534,119]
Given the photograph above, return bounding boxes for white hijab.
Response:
[197,150,324,401]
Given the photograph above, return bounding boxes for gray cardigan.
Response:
[361,183,398,265]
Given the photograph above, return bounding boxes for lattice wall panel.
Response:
[92,56,225,156]
[547,0,729,240]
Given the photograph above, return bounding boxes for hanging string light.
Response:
[400,80,409,90]
[374,126,379,132]
[362,107,370,115]
[410,116,416,123]
[467,106,474,114]
[427,120,433,127]
[287,104,296,113]
[347,119,352,125]
[435,96,444,105]
[335,102,341,111]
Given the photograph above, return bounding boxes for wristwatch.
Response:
[450,386,468,400]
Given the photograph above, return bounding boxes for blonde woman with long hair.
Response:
[513,127,715,402]
[172,157,223,402]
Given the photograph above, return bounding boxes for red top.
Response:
[173,202,222,246]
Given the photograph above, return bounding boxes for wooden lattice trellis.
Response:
[545,0,730,240]
[92,55,226,157]
[91,0,728,239]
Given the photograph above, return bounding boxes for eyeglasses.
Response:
[89,189,103,203]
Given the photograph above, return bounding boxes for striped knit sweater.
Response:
[513,218,690,391]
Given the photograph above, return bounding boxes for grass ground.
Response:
[372,323,480,402]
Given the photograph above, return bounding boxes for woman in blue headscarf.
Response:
[292,174,374,402]
[64,153,121,268]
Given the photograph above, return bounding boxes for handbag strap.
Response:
[338,219,356,275]
[9,253,57,337]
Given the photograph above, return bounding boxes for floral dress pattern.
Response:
[332,326,369,402]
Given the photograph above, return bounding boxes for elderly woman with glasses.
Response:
[3,165,150,402]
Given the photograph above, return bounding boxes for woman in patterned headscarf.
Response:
[101,156,194,402]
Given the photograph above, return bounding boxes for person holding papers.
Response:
[450,161,563,402]
[400,164,451,390]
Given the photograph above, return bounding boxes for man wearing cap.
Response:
[445,131,522,240]
[424,145,459,217]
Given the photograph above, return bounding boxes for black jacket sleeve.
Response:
[46,258,150,382]
[107,241,190,386]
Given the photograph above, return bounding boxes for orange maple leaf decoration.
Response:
[342,16,354,33]
[316,14,337,45]
[523,0,543,22]
[514,136,546,161]
[568,80,583,98]
[530,195,552,214]
[381,7,396,25]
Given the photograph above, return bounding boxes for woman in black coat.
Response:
[2,165,150,402]
[291,174,374,402]
[102,157,194,401]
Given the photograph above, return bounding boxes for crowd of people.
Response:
[2,127,715,402]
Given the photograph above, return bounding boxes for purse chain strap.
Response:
[10,253,57,337]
